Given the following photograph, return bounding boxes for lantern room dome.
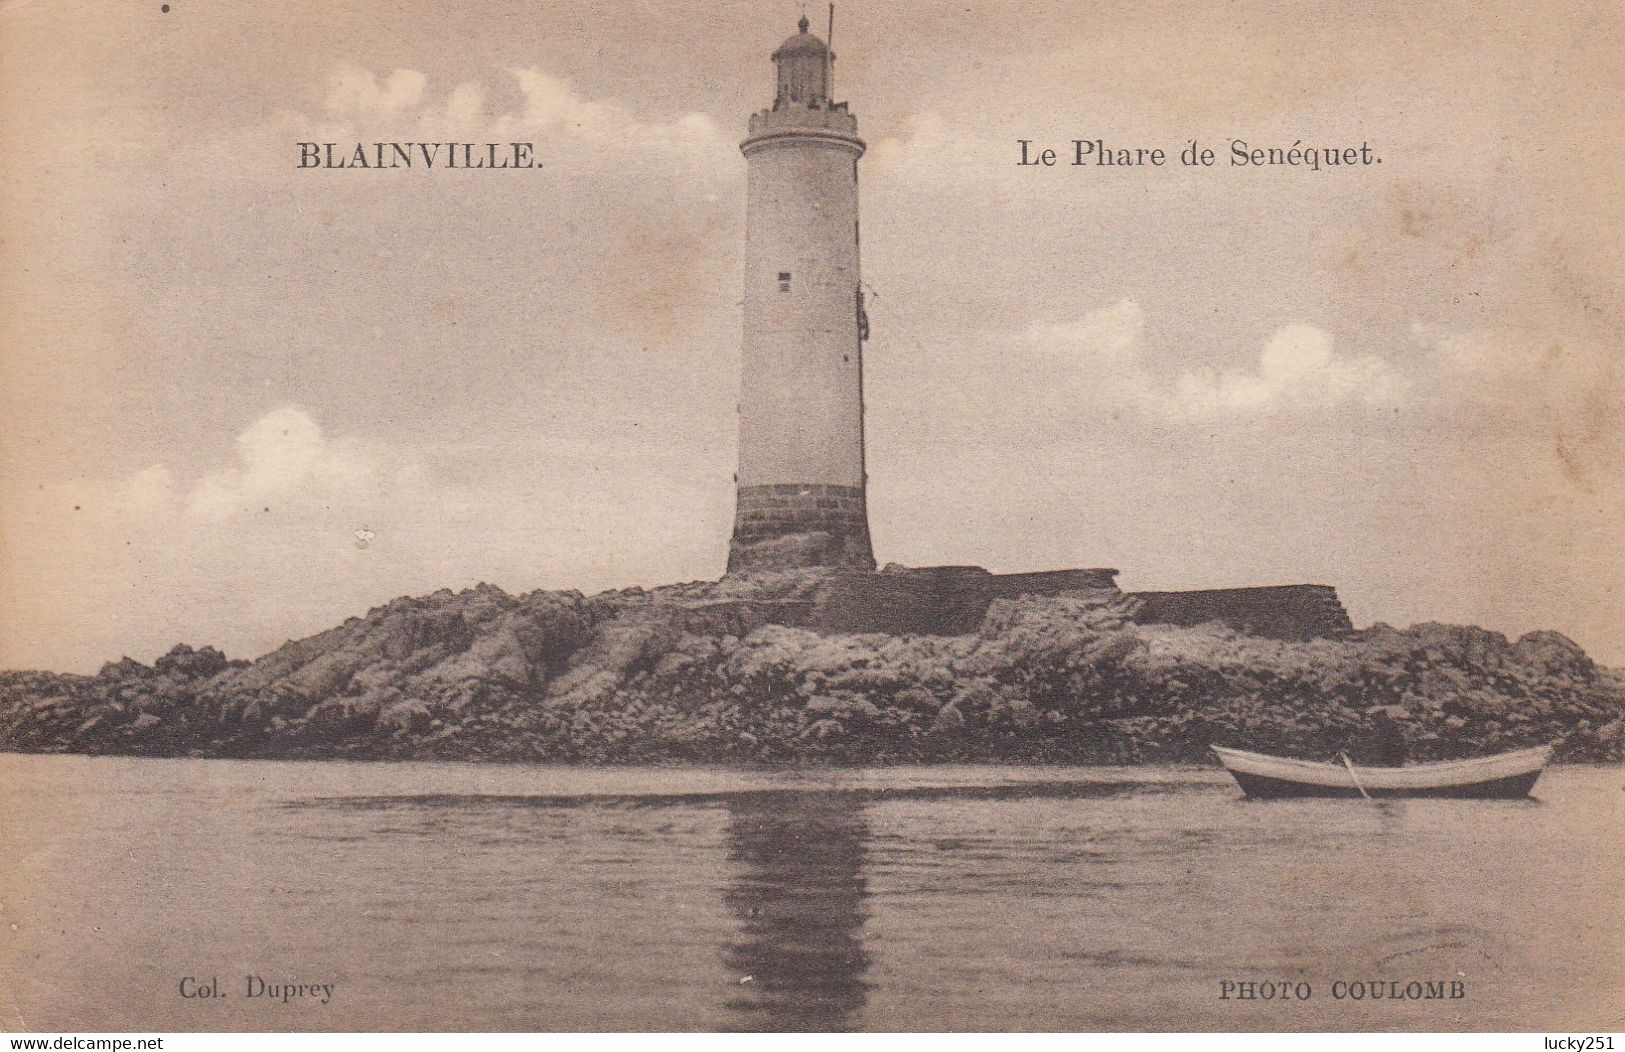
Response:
[769,16,834,107]
[773,17,830,59]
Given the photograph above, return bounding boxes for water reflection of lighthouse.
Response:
[721,791,872,1031]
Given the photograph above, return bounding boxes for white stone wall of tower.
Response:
[737,132,865,490]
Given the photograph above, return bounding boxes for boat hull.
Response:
[1210,744,1551,800]
[1224,767,1544,800]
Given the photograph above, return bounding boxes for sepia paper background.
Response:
[0,0,1621,1034]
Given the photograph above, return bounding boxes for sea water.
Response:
[0,755,1619,1031]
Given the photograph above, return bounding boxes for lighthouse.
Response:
[727,14,876,574]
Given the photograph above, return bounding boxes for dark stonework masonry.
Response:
[1129,585,1354,641]
[704,565,1353,642]
[723,489,1351,640]
[986,568,1121,599]
[811,567,997,635]
[810,565,1125,635]
[728,483,877,574]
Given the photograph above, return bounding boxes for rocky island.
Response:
[3,568,1620,765]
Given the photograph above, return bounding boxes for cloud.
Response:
[1024,299,1146,367]
[308,65,728,164]
[1174,324,1406,418]
[1013,302,1405,423]
[507,69,630,136]
[185,406,387,520]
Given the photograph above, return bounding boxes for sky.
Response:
[2,0,1622,671]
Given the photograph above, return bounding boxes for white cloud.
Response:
[1024,299,1145,367]
[309,65,728,162]
[508,69,628,133]
[1174,324,1406,418]
[185,406,391,520]
[1014,303,1404,422]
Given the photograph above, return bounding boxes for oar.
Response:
[1339,752,1374,800]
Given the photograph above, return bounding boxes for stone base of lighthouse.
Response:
[727,483,877,573]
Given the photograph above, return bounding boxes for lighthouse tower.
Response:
[727,15,876,573]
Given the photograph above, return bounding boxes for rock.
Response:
[1003,699,1040,728]
[97,657,147,680]
[893,686,942,713]
[1512,630,1594,676]
[378,699,433,734]
[798,718,844,740]
[0,576,1620,764]
[153,644,232,678]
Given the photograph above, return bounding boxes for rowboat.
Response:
[1210,743,1553,799]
